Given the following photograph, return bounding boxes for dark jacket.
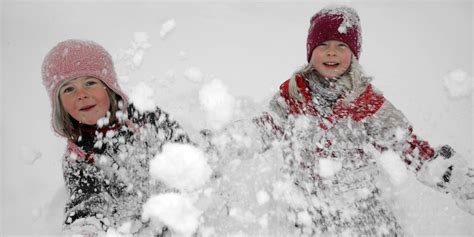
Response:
[62,104,190,235]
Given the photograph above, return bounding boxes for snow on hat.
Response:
[41,39,128,136]
[306,5,362,62]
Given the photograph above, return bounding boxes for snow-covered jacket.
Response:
[254,66,453,236]
[62,104,190,236]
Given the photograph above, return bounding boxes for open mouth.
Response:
[80,105,96,111]
[323,62,340,67]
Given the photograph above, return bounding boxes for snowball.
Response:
[129,82,156,112]
[20,145,42,165]
[443,69,472,99]
[150,143,212,192]
[199,78,236,130]
[183,67,204,83]
[318,158,342,178]
[256,190,270,205]
[160,19,176,38]
[378,150,407,186]
[142,193,201,236]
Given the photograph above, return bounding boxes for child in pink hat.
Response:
[42,39,191,235]
[256,5,474,236]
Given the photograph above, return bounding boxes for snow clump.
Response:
[129,82,156,112]
[142,193,201,237]
[149,143,212,192]
[199,78,236,130]
[160,19,176,39]
[443,69,472,99]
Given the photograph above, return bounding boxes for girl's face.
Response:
[59,76,110,125]
[310,40,352,79]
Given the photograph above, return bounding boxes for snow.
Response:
[443,69,473,99]
[199,78,236,130]
[256,190,270,205]
[160,19,176,39]
[183,66,204,82]
[319,5,359,34]
[318,158,343,178]
[378,150,408,186]
[142,193,201,237]
[128,82,156,112]
[149,143,212,192]
[114,32,152,83]
[20,145,42,165]
[2,2,473,236]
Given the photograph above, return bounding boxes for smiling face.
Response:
[310,40,353,79]
[59,76,111,125]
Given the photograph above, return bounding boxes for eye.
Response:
[85,80,98,87]
[338,43,348,48]
[319,42,328,47]
[61,86,74,94]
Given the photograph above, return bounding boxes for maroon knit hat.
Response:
[306,5,362,62]
[41,39,129,137]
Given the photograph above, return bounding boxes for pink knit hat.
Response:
[307,5,362,62]
[41,39,128,136]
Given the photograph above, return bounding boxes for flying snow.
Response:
[149,143,212,192]
[160,19,176,39]
[318,158,343,178]
[199,78,236,130]
[114,32,152,83]
[128,82,156,112]
[183,67,204,83]
[142,193,201,237]
[443,69,472,99]
[378,150,408,186]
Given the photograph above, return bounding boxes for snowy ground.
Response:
[1,0,473,236]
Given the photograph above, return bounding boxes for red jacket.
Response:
[257,73,436,171]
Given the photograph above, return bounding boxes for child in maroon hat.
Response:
[255,5,474,236]
[42,39,191,235]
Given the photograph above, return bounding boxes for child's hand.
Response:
[416,145,474,214]
[450,167,474,215]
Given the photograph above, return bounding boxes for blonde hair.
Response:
[56,87,121,141]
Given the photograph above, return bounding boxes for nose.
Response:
[326,45,337,56]
[76,88,88,100]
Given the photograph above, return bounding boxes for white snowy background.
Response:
[1,0,473,236]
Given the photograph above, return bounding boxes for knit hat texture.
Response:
[41,39,128,136]
[307,5,362,62]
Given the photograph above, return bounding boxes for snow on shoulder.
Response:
[149,143,212,192]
